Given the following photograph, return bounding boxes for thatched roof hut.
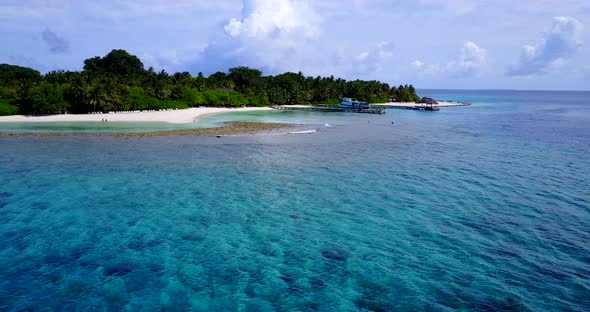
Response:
[417,97,439,105]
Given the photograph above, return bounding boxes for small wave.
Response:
[288,130,317,134]
[324,123,334,127]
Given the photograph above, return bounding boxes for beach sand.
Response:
[0,107,272,124]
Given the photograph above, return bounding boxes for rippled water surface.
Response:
[0,90,589,311]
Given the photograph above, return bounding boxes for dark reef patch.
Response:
[321,248,348,262]
[104,263,133,276]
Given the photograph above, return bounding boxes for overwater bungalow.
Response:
[415,97,440,111]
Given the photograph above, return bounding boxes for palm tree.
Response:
[87,83,107,112]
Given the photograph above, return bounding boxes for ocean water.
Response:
[0,90,589,311]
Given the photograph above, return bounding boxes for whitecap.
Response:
[288,130,317,134]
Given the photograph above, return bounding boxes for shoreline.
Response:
[0,107,272,124]
[0,122,292,137]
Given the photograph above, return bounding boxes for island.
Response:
[0,49,421,119]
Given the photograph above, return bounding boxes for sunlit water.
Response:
[0,90,589,311]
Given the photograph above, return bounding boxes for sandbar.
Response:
[0,107,272,124]
[0,122,292,137]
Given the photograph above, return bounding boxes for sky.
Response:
[1,0,589,90]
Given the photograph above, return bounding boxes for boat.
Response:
[339,97,370,110]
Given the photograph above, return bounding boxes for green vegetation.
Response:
[0,49,420,116]
[0,99,19,116]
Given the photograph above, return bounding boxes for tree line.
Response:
[0,49,420,115]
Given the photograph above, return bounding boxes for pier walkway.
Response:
[273,105,386,114]
[370,101,471,110]
[272,101,470,114]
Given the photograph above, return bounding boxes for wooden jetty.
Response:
[273,101,470,114]
[371,101,471,110]
[273,105,386,114]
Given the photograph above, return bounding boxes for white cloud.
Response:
[316,0,477,17]
[337,41,394,76]
[223,0,319,39]
[194,0,321,74]
[81,1,238,21]
[140,51,182,72]
[411,41,487,78]
[506,16,584,77]
[446,41,488,78]
[140,44,209,73]
[411,60,424,69]
[416,0,476,15]
[411,59,441,76]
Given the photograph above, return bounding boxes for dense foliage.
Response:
[0,49,420,115]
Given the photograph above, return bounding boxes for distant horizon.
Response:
[419,88,590,92]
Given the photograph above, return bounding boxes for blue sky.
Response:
[1,0,589,90]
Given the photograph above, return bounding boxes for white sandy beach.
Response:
[0,107,272,124]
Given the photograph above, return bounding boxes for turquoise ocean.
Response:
[0,90,589,311]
